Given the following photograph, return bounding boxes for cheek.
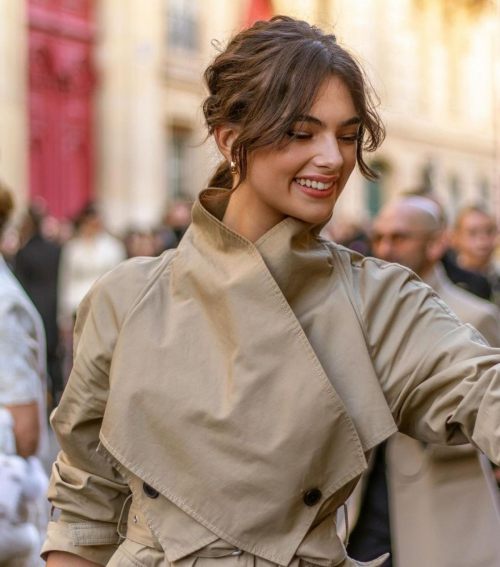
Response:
[250,150,298,183]
[345,145,357,170]
[246,155,275,190]
[337,147,357,189]
[338,146,357,183]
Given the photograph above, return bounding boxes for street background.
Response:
[0,0,499,237]
[0,0,498,478]
[1,2,500,565]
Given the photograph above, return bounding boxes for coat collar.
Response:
[188,188,332,304]
[193,187,330,245]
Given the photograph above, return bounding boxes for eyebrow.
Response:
[340,116,362,127]
[295,115,361,128]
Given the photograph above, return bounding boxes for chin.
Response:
[294,203,335,225]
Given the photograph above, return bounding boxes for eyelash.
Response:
[287,132,312,140]
[340,135,358,143]
[287,132,359,143]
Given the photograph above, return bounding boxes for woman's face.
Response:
[237,75,359,228]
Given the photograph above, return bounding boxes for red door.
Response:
[246,0,274,26]
[28,0,95,220]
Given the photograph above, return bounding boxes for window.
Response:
[420,161,435,194]
[365,159,390,217]
[366,179,382,218]
[168,126,193,199]
[479,178,490,209]
[448,174,461,224]
[166,0,199,52]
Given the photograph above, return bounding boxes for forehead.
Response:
[460,210,495,230]
[309,75,356,121]
[373,207,421,233]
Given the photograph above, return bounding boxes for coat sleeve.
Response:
[350,257,500,465]
[42,267,133,565]
[473,305,500,349]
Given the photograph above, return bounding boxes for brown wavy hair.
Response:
[203,15,385,190]
[0,180,14,235]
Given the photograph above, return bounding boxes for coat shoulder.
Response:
[439,280,500,346]
[322,241,461,326]
[83,250,177,325]
[325,241,422,290]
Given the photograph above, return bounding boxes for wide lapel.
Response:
[101,190,368,566]
[255,214,397,453]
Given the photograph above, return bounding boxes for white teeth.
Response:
[295,178,335,190]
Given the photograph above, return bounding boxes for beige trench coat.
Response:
[345,263,500,566]
[43,189,500,567]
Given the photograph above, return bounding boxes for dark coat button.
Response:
[303,488,322,506]
[143,483,159,499]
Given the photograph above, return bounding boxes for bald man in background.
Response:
[373,198,500,346]
[347,197,500,567]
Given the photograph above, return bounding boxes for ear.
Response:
[426,231,447,263]
[213,124,240,163]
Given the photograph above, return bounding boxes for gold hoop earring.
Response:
[230,161,237,175]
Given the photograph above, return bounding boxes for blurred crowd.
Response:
[2,178,500,566]
[3,182,500,420]
[323,195,500,306]
[2,194,192,410]
[0,182,192,566]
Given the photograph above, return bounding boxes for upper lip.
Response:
[294,174,340,183]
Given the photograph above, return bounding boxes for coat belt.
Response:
[123,499,355,567]
[123,497,163,551]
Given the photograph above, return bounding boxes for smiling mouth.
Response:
[294,178,335,191]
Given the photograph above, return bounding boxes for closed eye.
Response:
[287,131,313,140]
[339,135,358,143]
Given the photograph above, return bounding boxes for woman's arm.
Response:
[5,401,39,457]
[42,266,137,564]
[46,551,101,567]
[349,255,500,462]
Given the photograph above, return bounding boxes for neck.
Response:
[222,187,286,243]
[457,253,488,273]
[418,262,435,280]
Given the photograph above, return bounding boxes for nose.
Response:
[314,136,344,172]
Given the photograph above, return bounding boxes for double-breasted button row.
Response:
[303,488,322,506]
[144,480,322,505]
[143,483,159,499]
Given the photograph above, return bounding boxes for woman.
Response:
[44,17,500,567]
[0,182,49,566]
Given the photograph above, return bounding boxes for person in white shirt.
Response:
[58,204,126,327]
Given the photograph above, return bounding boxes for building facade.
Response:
[0,0,29,208]
[0,0,499,232]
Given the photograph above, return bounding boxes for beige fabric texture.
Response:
[43,189,500,567]
[388,264,500,567]
[345,263,500,567]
